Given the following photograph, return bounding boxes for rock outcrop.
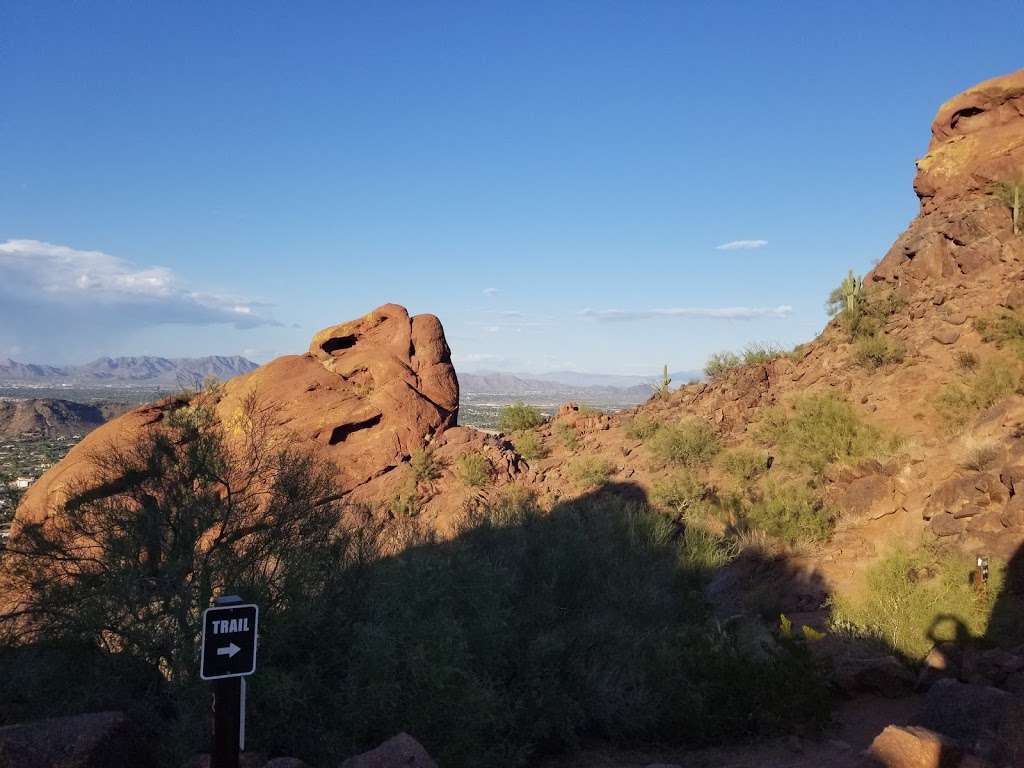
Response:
[12,304,459,529]
[872,70,1024,287]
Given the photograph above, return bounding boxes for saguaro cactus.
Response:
[840,270,862,315]
[656,364,672,398]
[994,179,1023,236]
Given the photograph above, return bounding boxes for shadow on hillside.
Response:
[861,542,1024,768]
[0,480,839,767]
[4,479,1023,767]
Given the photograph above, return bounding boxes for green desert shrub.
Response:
[854,334,905,370]
[719,447,770,485]
[389,472,422,517]
[704,351,741,380]
[680,526,736,570]
[787,343,809,362]
[974,310,1024,353]
[744,483,834,544]
[650,470,706,520]
[498,402,544,433]
[512,430,547,460]
[648,419,720,468]
[553,421,580,450]
[936,358,1021,431]
[569,455,614,488]
[624,414,662,441]
[757,395,881,474]
[703,345,786,381]
[831,546,1004,659]
[457,453,493,487]
[410,446,443,482]
[742,343,784,365]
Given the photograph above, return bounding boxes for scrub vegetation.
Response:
[0,403,830,766]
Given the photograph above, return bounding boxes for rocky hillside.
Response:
[0,399,111,438]
[12,71,1024,565]
[5,69,1024,768]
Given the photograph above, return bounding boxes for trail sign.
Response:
[201,602,259,680]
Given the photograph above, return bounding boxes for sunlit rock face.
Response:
[11,303,460,529]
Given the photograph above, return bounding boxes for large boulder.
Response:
[0,711,150,768]
[833,654,916,698]
[922,679,1013,756]
[833,473,900,523]
[865,725,961,768]
[10,304,459,530]
[340,733,437,768]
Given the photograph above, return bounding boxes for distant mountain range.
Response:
[495,369,703,388]
[0,354,701,406]
[0,356,259,388]
[459,369,702,405]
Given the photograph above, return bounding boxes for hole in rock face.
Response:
[328,413,382,445]
[321,335,357,355]
[950,106,985,131]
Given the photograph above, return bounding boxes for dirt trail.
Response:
[536,694,922,768]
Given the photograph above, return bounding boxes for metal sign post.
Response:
[202,596,259,768]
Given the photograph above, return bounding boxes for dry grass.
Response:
[961,440,1002,471]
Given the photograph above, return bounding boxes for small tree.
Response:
[994,179,1024,236]
[704,351,741,380]
[0,388,349,683]
[498,402,543,432]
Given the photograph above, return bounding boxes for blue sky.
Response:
[1,2,1021,374]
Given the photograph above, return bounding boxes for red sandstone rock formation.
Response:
[12,304,459,530]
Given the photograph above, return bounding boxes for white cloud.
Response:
[0,239,277,328]
[715,239,768,251]
[452,352,502,363]
[482,287,499,297]
[579,306,793,322]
